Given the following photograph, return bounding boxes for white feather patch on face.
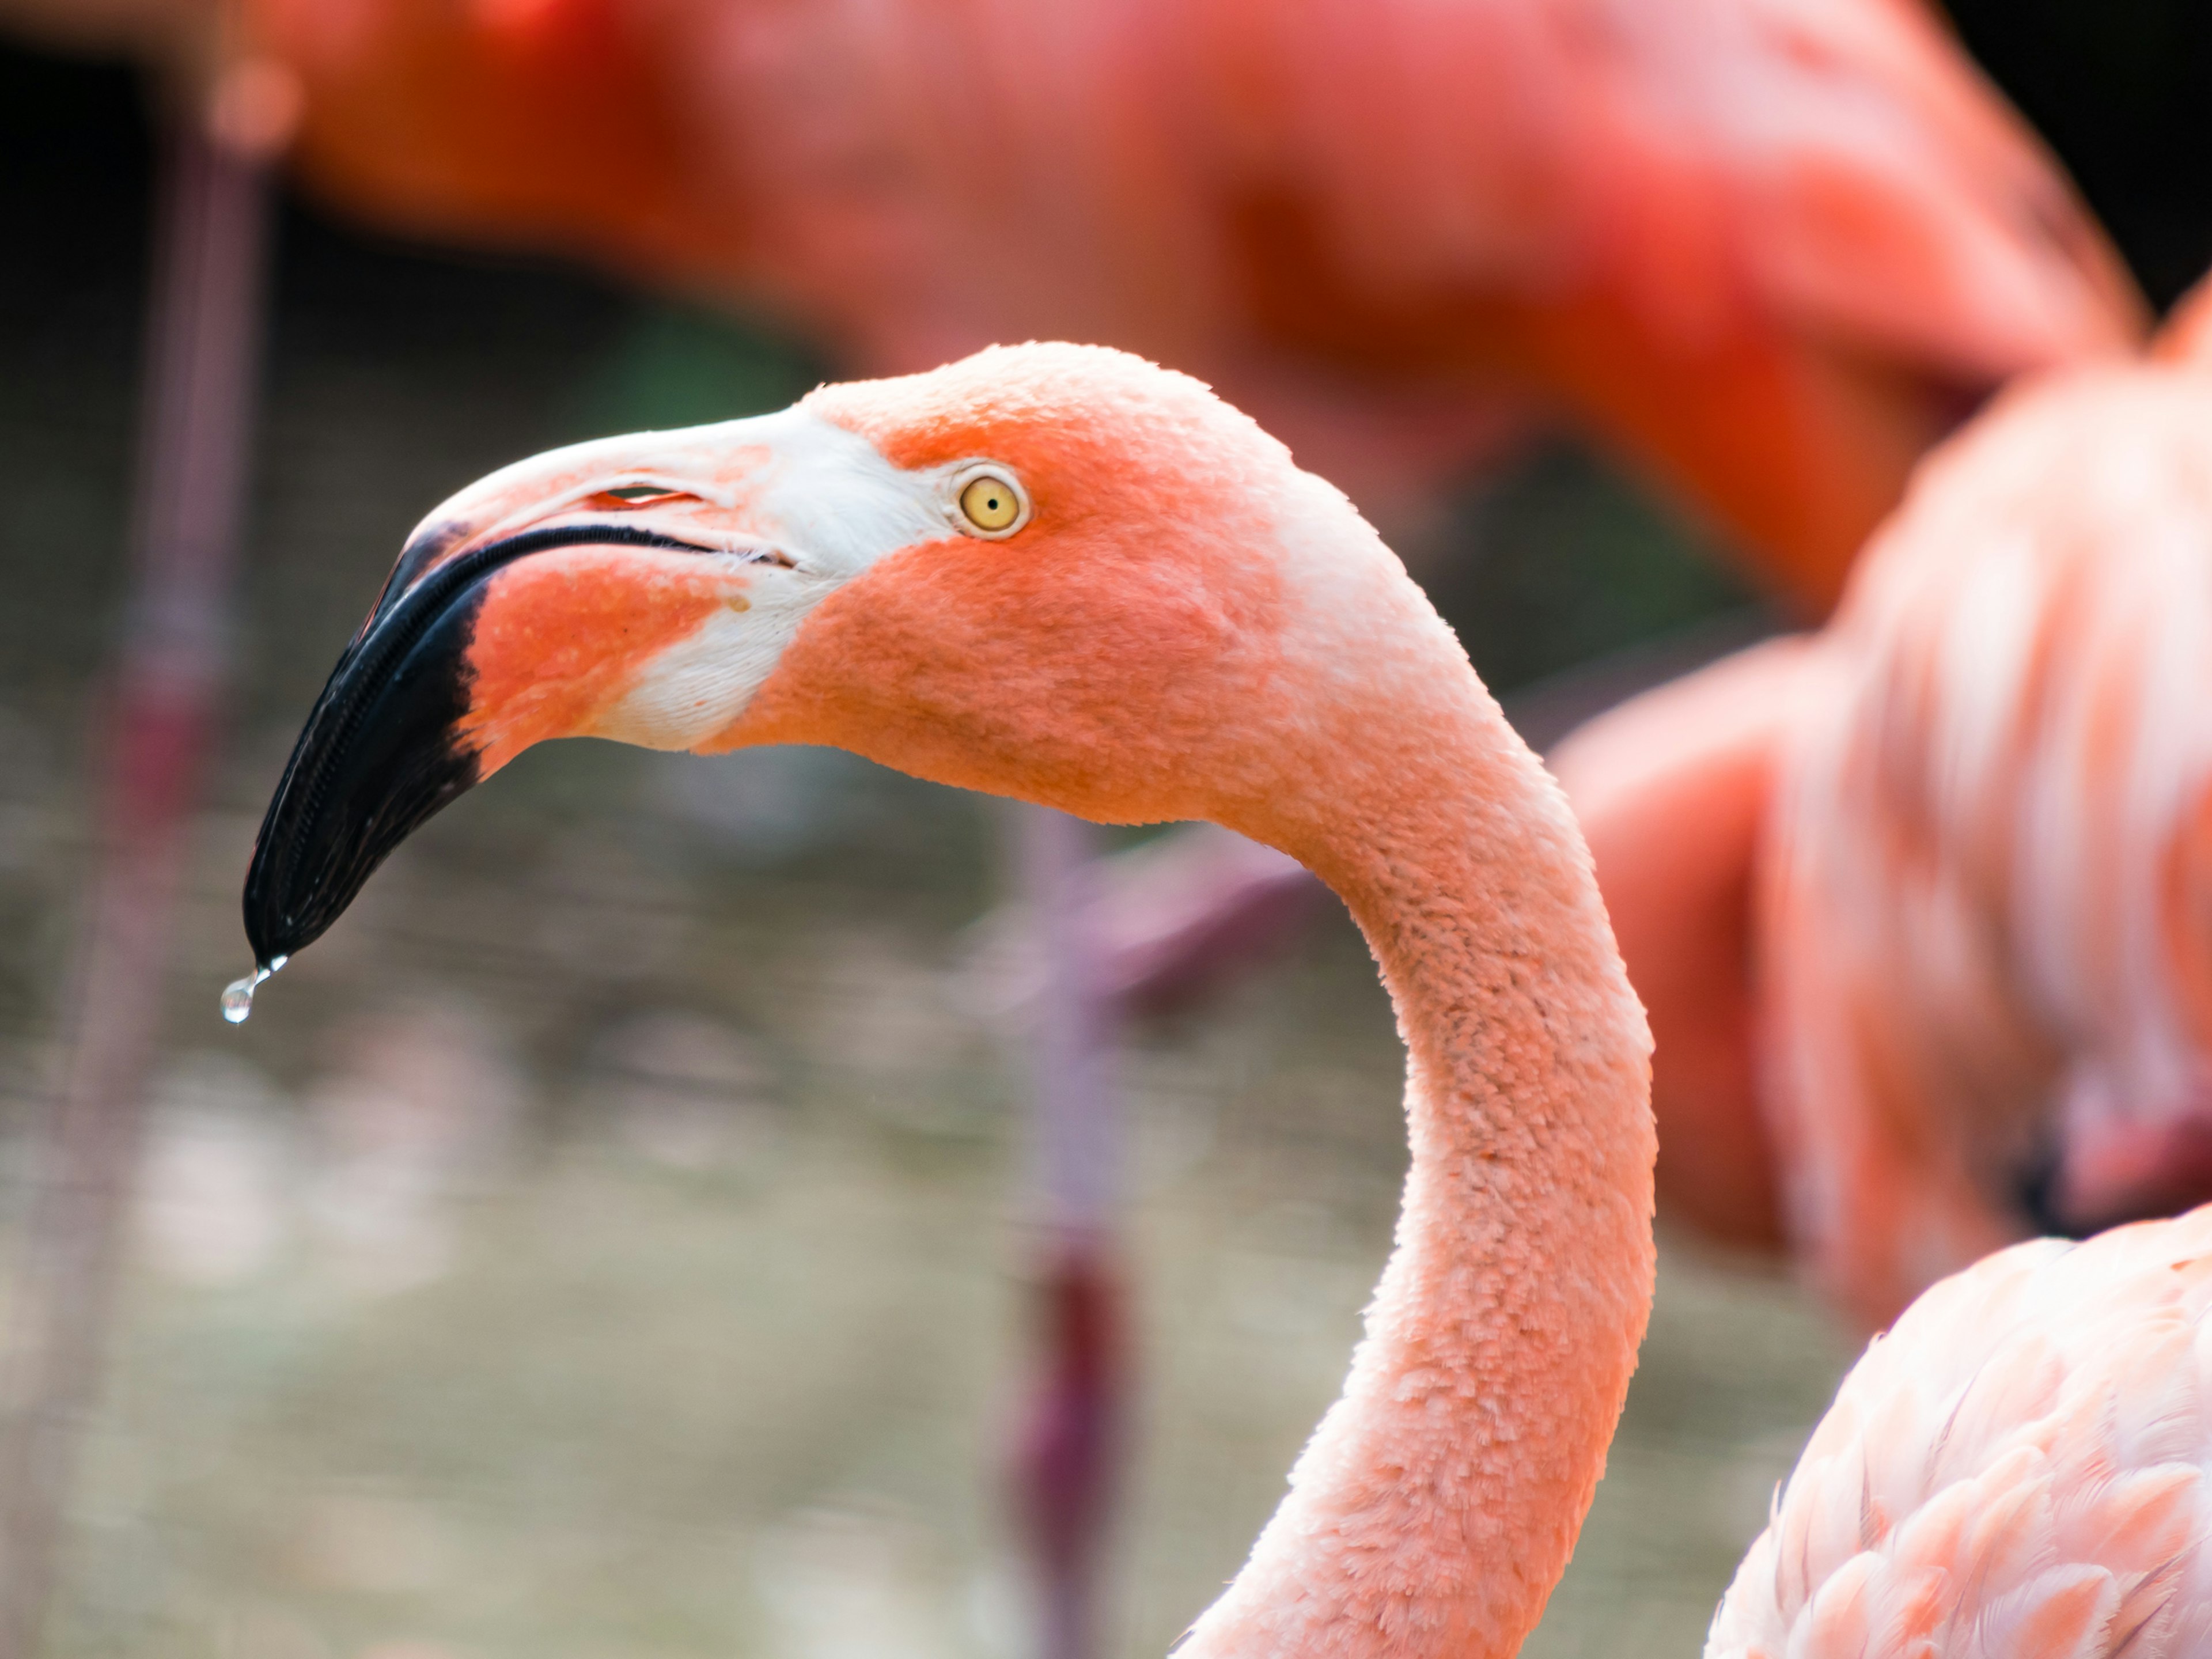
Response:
[584,566,827,749]
[586,408,957,749]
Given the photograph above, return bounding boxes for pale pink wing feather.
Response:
[1709,1209,2212,1659]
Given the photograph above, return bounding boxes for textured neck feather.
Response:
[1187,594,1656,1659]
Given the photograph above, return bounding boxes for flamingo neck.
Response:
[1190,637,1656,1659]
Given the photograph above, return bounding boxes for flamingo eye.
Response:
[953,468,1028,537]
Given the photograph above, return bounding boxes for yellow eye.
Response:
[958,472,1024,534]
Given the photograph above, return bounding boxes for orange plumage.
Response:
[221,0,2145,611]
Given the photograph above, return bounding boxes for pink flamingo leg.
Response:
[1009,805,1127,1659]
[0,112,272,1658]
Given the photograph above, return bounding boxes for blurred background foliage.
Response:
[2,8,2210,1659]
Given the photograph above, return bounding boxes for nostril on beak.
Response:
[599,484,694,505]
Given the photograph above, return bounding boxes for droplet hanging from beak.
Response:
[219,955,287,1024]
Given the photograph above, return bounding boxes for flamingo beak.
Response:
[240,407,959,976]
[240,522,482,972]
[240,510,727,972]
[236,413,785,972]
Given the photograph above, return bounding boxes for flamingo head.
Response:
[243,342,1426,970]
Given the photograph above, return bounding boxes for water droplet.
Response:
[219,956,287,1025]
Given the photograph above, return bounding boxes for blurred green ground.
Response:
[0,48,1851,1659]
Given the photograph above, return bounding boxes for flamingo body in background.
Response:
[239,341,2212,1659]
[97,0,2137,610]
[2,0,2149,605]
[1555,283,2212,1327]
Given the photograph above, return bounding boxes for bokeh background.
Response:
[1,12,2207,1659]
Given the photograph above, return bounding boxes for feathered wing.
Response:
[1760,360,2212,1327]
[1708,1208,2212,1659]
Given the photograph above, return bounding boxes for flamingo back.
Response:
[1709,1206,2212,1659]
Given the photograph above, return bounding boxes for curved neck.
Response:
[1190,626,1656,1659]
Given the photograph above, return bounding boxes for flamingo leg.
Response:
[1009,804,1127,1659]
[0,112,271,1658]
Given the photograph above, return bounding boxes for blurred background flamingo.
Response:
[1556,275,2212,1328]
[1,0,2145,607]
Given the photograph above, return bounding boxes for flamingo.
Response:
[236,340,2212,1659]
[1552,276,2212,1327]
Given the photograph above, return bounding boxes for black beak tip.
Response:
[240,846,319,972]
[238,541,505,974]
[238,722,484,972]
[239,887,288,976]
